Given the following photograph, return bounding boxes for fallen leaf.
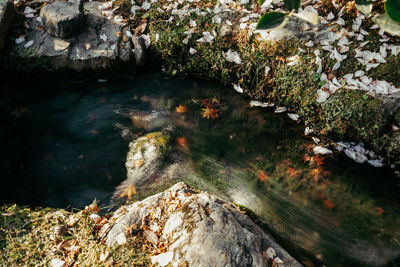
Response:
[120,185,137,200]
[323,199,336,210]
[376,207,384,215]
[202,107,219,119]
[175,104,188,113]
[176,137,187,147]
[257,171,268,181]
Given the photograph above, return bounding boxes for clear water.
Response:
[1,73,399,266]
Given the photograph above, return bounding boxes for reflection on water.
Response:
[0,73,399,266]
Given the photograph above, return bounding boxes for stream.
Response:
[0,73,399,266]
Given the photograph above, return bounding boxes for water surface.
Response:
[1,74,399,266]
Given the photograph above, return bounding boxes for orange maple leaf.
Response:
[175,104,188,113]
[257,171,268,182]
[202,107,219,120]
[120,185,137,200]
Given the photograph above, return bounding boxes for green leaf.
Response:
[256,12,288,30]
[373,14,400,37]
[385,0,400,22]
[355,0,372,15]
[259,0,273,6]
[283,0,300,11]
[292,11,320,25]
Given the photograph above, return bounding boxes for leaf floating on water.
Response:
[233,83,244,93]
[287,113,299,121]
[202,107,219,120]
[274,107,287,113]
[175,104,188,113]
[313,146,333,155]
[119,185,137,200]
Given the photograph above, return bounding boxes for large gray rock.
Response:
[7,1,138,71]
[0,0,13,56]
[104,182,301,267]
[40,1,85,38]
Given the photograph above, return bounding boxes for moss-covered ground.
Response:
[0,203,151,266]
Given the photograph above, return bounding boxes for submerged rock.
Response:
[105,182,301,267]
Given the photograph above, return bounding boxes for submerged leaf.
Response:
[256,12,288,31]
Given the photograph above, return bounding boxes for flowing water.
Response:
[1,73,399,266]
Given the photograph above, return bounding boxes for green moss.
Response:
[0,204,151,266]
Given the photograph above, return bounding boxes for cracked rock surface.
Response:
[105,182,301,267]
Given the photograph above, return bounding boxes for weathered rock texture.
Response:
[40,1,85,38]
[7,1,137,71]
[105,182,301,267]
[0,0,13,56]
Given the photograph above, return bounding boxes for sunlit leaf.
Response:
[355,0,372,15]
[256,12,288,31]
[119,185,137,200]
[385,0,400,22]
[293,11,320,25]
[284,0,300,11]
[373,14,400,36]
